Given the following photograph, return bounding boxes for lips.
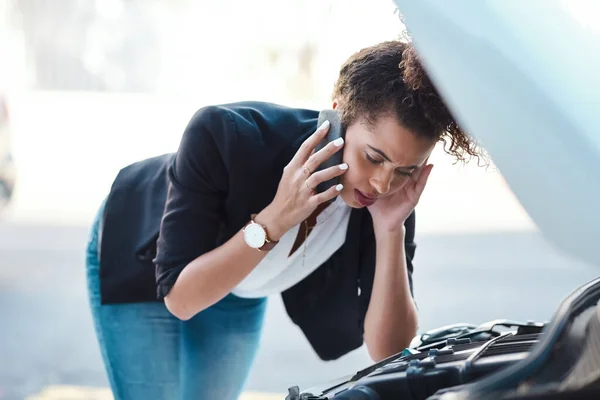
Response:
[354,189,377,207]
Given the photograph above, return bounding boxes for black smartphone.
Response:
[314,109,345,195]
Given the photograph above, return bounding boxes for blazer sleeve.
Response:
[358,210,417,333]
[153,105,237,299]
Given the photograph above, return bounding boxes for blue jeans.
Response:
[86,201,267,400]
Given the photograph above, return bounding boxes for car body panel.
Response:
[393,0,600,267]
[0,94,16,208]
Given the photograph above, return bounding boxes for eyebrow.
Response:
[367,145,419,169]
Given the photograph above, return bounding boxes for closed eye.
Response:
[365,152,383,165]
[367,152,413,176]
[395,169,413,177]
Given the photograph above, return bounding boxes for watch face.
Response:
[244,222,266,249]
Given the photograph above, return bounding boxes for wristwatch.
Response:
[243,214,279,251]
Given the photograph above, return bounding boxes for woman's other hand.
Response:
[367,162,434,234]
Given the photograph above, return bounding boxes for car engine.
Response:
[286,277,600,400]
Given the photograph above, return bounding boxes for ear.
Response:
[332,99,339,110]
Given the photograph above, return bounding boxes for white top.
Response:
[232,195,352,298]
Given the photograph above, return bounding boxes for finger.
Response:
[309,182,344,206]
[291,120,331,165]
[305,163,348,189]
[411,166,424,184]
[304,136,345,173]
[411,157,430,182]
[300,179,316,196]
[414,164,434,195]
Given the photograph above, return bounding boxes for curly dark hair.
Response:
[332,40,486,164]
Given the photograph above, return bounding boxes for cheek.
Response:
[340,166,359,188]
[342,153,370,185]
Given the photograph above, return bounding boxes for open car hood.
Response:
[394,0,600,267]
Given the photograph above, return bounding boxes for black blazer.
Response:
[99,101,417,361]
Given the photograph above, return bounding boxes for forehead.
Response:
[352,115,435,164]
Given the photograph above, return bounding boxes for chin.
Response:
[339,189,364,209]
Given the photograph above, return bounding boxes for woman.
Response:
[86,40,483,399]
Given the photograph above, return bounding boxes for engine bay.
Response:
[286,277,600,400]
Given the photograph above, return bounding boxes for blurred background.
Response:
[0,0,597,399]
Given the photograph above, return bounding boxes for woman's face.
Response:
[339,113,436,208]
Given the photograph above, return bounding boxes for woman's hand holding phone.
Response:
[256,120,348,241]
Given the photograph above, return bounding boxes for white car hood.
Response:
[394,0,600,267]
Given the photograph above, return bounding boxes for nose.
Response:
[370,169,393,196]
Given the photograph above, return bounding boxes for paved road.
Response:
[1,223,598,399]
